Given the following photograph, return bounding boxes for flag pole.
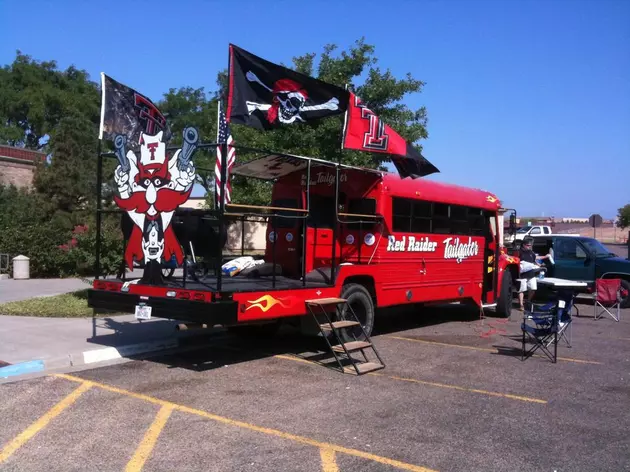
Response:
[95,74,106,279]
[216,98,230,293]
[215,101,222,210]
[94,139,103,279]
[339,84,349,163]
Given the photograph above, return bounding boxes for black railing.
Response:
[93,142,380,292]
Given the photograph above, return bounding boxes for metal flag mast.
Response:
[216,46,232,291]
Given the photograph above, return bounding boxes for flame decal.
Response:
[245,295,292,312]
[503,256,517,264]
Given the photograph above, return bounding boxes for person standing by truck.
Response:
[517,237,552,310]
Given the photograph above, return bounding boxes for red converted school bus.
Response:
[88,151,520,340]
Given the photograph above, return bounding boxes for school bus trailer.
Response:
[88,149,520,349]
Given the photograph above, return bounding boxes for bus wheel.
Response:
[496,270,513,318]
[338,284,375,343]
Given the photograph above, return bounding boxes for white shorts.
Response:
[519,277,537,292]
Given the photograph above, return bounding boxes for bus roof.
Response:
[381,173,501,211]
[231,150,501,211]
[232,153,382,180]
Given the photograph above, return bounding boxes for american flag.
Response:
[215,108,235,207]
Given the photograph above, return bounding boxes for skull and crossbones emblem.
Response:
[245,71,340,124]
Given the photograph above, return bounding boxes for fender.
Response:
[498,250,520,291]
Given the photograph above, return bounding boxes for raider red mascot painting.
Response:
[99,74,198,282]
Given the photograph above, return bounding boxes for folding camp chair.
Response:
[534,289,574,348]
[521,293,572,363]
[593,278,623,322]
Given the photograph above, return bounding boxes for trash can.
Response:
[12,255,30,280]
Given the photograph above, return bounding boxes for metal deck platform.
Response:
[118,274,328,293]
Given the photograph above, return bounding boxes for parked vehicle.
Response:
[504,225,552,246]
[530,234,630,307]
[89,148,521,340]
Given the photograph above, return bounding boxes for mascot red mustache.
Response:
[113,128,198,270]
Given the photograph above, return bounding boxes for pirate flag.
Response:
[99,73,172,147]
[343,92,439,178]
[227,45,349,130]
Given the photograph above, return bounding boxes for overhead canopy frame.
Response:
[231,152,383,181]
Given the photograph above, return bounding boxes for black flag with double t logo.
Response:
[227,45,349,130]
[99,73,172,146]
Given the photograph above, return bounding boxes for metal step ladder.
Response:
[305,297,385,375]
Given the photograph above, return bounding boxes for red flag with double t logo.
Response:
[342,92,439,178]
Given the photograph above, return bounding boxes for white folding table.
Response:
[536,277,588,318]
[537,278,588,289]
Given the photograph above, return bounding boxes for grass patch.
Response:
[0,290,118,318]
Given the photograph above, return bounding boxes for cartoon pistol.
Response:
[114,135,130,173]
[178,127,199,171]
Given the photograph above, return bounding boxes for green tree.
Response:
[0,52,100,227]
[33,115,99,228]
[616,204,630,229]
[158,87,218,197]
[0,53,118,277]
[0,52,99,152]
[0,184,74,277]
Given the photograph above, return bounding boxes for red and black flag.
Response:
[227,45,349,130]
[99,73,172,146]
[342,92,439,178]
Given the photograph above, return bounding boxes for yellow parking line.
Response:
[0,381,92,464]
[55,374,435,472]
[274,355,546,404]
[371,373,546,404]
[385,335,602,365]
[125,405,173,472]
[320,447,339,472]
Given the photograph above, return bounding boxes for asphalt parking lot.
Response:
[1,302,629,472]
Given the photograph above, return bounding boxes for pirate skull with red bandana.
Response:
[244,71,340,125]
[267,79,309,124]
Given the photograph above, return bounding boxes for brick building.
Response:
[0,145,46,188]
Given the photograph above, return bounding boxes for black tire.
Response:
[620,280,630,309]
[496,270,513,318]
[338,283,375,342]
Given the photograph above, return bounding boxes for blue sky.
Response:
[1,0,628,218]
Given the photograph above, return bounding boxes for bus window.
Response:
[469,208,486,236]
[411,217,431,233]
[488,213,497,238]
[411,200,432,233]
[391,198,490,237]
[450,205,469,235]
[349,198,376,215]
[450,205,468,221]
[307,194,336,228]
[271,198,300,229]
[347,198,377,229]
[413,201,432,218]
[392,198,412,232]
[432,203,451,234]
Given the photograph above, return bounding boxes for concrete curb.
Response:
[0,337,180,380]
